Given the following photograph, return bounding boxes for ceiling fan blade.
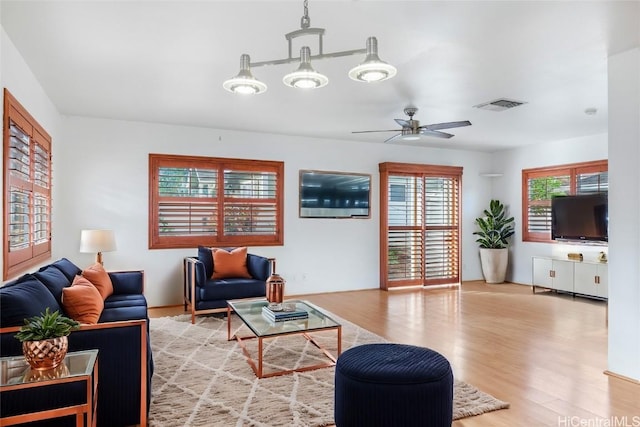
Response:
[352,129,401,134]
[384,134,402,143]
[419,129,455,139]
[394,119,411,127]
[422,120,472,131]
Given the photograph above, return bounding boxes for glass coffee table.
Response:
[227,299,342,378]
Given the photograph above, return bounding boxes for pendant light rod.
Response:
[250,47,367,68]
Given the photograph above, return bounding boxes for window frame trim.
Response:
[3,89,52,280]
[148,153,284,249]
[521,159,608,243]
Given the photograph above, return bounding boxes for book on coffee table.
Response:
[262,306,309,322]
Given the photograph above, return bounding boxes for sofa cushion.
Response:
[34,265,71,306]
[199,278,265,301]
[51,258,82,282]
[62,276,104,324]
[212,247,252,279]
[198,246,214,279]
[104,294,148,309]
[99,305,148,323]
[0,275,61,327]
[82,263,114,300]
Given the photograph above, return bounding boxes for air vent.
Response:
[474,98,527,112]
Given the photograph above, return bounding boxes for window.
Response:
[149,154,284,249]
[3,89,52,279]
[379,162,462,289]
[522,160,608,242]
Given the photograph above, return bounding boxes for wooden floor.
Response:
[149,281,640,426]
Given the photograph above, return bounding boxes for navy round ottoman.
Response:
[334,343,453,427]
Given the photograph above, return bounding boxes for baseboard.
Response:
[604,370,640,384]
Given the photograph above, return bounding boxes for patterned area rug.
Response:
[149,312,509,426]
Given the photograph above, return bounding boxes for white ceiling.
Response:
[1,1,639,152]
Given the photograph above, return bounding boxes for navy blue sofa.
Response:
[183,247,271,323]
[0,258,153,427]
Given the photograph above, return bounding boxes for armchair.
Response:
[183,247,272,323]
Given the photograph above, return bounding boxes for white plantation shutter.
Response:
[223,170,278,236]
[157,167,217,237]
[577,171,608,194]
[380,163,462,289]
[424,177,459,283]
[526,174,570,234]
[149,155,283,249]
[387,176,424,283]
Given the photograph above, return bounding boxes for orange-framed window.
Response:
[148,154,284,249]
[522,160,608,242]
[3,89,52,280]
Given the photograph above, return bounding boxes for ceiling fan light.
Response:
[283,47,329,89]
[223,54,268,94]
[349,37,397,83]
[402,134,421,141]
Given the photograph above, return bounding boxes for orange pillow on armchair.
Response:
[212,247,252,279]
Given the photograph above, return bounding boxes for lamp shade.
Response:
[223,54,268,95]
[348,37,397,83]
[79,230,117,253]
[283,47,328,89]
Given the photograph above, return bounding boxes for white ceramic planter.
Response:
[479,248,508,283]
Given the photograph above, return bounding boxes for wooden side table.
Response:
[0,349,99,427]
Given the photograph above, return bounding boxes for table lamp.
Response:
[79,229,116,265]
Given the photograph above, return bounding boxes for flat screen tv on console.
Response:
[299,170,371,218]
[551,193,608,242]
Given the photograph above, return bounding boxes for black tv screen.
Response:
[299,170,371,218]
[551,193,608,242]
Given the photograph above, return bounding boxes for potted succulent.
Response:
[15,308,80,370]
[473,199,515,283]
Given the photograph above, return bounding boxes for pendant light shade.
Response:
[283,47,329,89]
[349,37,397,83]
[223,54,268,94]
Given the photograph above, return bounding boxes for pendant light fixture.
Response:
[349,37,397,83]
[223,0,396,95]
[282,47,329,89]
[222,54,267,95]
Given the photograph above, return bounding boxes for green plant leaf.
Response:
[15,308,80,342]
[474,199,515,249]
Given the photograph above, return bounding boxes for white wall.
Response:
[491,133,608,284]
[0,27,62,279]
[607,47,640,381]
[55,116,493,307]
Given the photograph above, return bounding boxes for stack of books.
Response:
[262,305,309,322]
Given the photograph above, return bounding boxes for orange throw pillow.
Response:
[62,276,104,324]
[212,247,252,279]
[82,263,114,300]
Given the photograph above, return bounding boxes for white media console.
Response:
[532,256,608,300]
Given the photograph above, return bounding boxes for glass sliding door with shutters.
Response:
[379,162,462,289]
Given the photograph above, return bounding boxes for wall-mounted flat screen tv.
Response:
[299,170,371,218]
[551,193,608,242]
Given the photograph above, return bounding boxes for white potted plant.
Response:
[473,199,515,283]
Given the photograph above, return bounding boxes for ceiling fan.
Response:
[353,107,471,143]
